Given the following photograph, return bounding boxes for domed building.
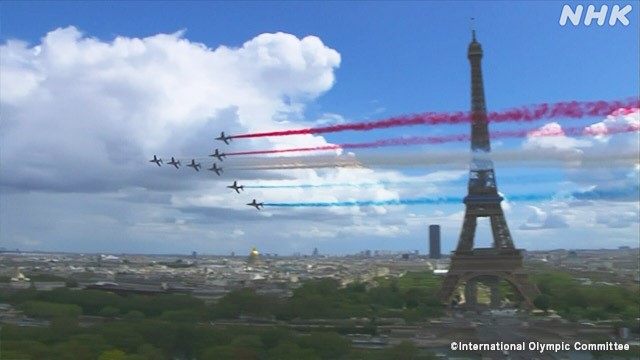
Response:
[247,247,261,265]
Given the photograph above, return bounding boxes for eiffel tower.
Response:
[437,30,539,309]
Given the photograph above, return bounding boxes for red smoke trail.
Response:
[226,123,639,156]
[230,98,639,139]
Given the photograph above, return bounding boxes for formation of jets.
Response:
[149,130,265,210]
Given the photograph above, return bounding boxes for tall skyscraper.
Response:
[429,225,441,259]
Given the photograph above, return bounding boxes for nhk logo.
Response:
[559,4,632,26]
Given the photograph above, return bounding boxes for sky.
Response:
[1,1,638,256]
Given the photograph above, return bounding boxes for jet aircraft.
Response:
[209,149,226,162]
[208,163,223,176]
[246,199,263,210]
[187,159,201,171]
[227,181,244,194]
[216,131,232,145]
[149,155,163,167]
[168,157,181,169]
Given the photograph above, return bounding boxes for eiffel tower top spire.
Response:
[465,28,497,196]
[468,18,481,57]
[467,29,490,153]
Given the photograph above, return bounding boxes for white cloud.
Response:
[0,27,343,193]
[519,205,569,230]
[231,229,245,238]
[568,109,639,202]
[596,210,640,228]
[523,122,591,150]
[1,27,461,253]
[522,109,639,202]
[514,109,639,243]
[314,113,346,126]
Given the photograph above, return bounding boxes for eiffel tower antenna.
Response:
[470,17,476,40]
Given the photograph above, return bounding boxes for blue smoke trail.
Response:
[265,197,459,207]
[264,193,555,208]
[573,185,639,201]
[246,183,360,189]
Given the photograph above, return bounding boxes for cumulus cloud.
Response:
[568,109,640,202]
[596,209,640,228]
[515,109,639,241]
[1,27,460,253]
[523,109,639,203]
[519,205,569,230]
[523,122,591,151]
[0,27,342,193]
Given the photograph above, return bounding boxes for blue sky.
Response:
[1,1,638,255]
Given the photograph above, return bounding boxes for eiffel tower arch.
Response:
[436,30,539,309]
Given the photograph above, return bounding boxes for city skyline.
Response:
[1,1,638,255]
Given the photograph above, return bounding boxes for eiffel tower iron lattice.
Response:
[436,30,540,309]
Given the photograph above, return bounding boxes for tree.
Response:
[533,294,551,314]
[123,310,145,321]
[379,341,425,360]
[297,332,350,360]
[136,343,166,360]
[65,279,79,288]
[19,301,82,319]
[99,306,121,318]
[260,328,292,350]
[202,345,235,360]
[98,349,127,360]
[268,341,320,360]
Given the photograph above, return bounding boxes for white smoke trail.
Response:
[223,149,638,171]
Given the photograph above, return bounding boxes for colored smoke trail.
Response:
[245,179,458,190]
[230,98,639,139]
[227,122,639,156]
[158,148,638,173]
[263,193,555,208]
[243,172,571,190]
[231,149,639,171]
